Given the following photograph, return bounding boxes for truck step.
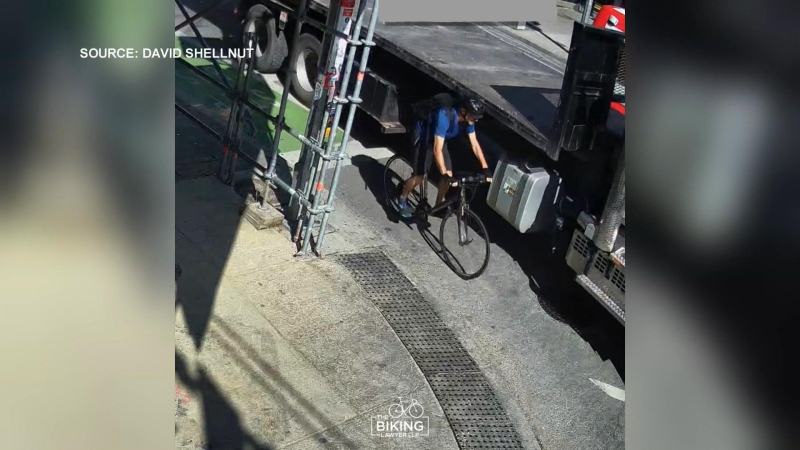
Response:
[576,274,625,324]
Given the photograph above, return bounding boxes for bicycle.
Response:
[388,396,425,419]
[384,154,491,280]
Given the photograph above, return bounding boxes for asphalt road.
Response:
[317,143,625,450]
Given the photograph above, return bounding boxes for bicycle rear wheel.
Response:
[383,154,424,212]
[439,208,490,280]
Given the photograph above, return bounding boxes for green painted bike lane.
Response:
[175,36,344,155]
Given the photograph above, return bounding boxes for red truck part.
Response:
[594,6,626,116]
[593,5,626,33]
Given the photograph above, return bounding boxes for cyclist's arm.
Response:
[432,110,452,176]
[467,130,489,171]
[432,136,448,175]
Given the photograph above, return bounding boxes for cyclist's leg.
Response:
[400,145,424,199]
[393,141,426,218]
[398,121,426,197]
[435,141,454,206]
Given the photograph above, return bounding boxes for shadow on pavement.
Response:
[349,153,625,381]
[468,189,626,381]
[209,319,360,449]
[175,77,285,450]
[174,3,372,447]
[176,111,340,448]
[176,110,240,349]
[348,151,408,226]
[176,351,273,450]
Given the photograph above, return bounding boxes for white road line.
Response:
[589,378,625,402]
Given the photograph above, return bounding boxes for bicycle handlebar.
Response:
[453,174,488,187]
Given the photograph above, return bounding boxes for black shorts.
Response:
[413,139,452,177]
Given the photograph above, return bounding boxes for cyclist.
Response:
[393,96,493,219]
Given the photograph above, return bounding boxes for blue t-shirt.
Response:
[422,107,475,142]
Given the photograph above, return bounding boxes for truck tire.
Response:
[289,33,322,107]
[242,5,288,73]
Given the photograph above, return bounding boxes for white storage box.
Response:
[486,160,562,234]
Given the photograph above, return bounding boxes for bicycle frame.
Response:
[417,174,462,215]
[385,155,491,279]
[418,174,476,246]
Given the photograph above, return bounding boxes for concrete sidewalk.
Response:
[175,175,458,448]
[174,176,459,450]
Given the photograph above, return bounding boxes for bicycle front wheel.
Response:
[439,208,490,280]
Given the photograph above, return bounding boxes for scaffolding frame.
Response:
[174,0,380,257]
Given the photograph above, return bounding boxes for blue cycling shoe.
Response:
[393,197,415,219]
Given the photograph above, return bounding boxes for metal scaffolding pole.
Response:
[220,28,261,185]
[175,0,271,179]
[287,0,359,225]
[175,103,272,175]
[176,58,279,125]
[175,103,222,141]
[297,1,372,256]
[581,0,595,24]
[175,0,230,32]
[217,47,250,183]
[174,0,376,259]
[262,0,311,187]
[315,0,379,255]
[174,0,233,92]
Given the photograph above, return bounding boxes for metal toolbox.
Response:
[486,159,562,234]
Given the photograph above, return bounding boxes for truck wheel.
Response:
[289,33,322,107]
[242,5,288,73]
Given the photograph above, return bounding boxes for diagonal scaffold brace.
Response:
[217,27,260,186]
[174,0,381,260]
[175,0,268,185]
[273,0,379,257]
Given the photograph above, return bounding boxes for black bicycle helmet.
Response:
[461,97,485,120]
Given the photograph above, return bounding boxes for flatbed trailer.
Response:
[368,24,563,145]
[367,21,565,149]
[238,0,567,156]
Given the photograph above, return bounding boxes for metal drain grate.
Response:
[431,373,523,449]
[337,251,524,449]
